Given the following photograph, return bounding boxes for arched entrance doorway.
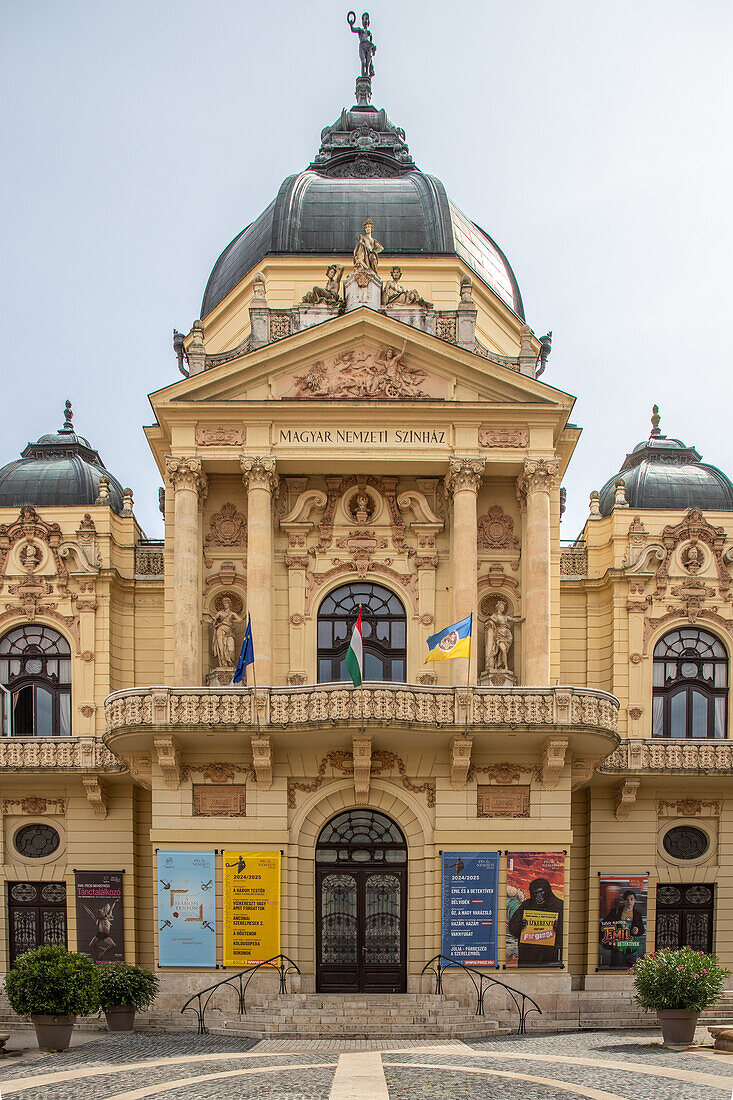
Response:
[316,809,407,993]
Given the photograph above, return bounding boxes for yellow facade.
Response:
[1,79,732,1029]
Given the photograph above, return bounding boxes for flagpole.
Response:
[251,637,261,737]
[464,613,472,738]
[359,604,364,735]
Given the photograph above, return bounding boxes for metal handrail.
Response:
[421,953,542,1034]
[180,954,301,1035]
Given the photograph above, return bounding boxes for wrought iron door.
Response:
[8,881,67,966]
[317,866,406,992]
[655,883,714,953]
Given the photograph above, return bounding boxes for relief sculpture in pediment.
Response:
[290,341,429,399]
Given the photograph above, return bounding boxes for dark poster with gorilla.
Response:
[75,871,125,963]
[506,852,564,967]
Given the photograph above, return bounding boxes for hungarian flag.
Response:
[345,606,363,687]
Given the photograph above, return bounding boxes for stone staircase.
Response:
[203,993,507,1040]
[700,992,733,1028]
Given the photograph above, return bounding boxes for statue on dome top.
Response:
[347,12,376,79]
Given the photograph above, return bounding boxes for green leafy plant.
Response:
[98,962,159,1011]
[632,947,728,1013]
[5,946,100,1017]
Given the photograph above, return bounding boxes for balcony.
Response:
[0,736,123,773]
[600,738,733,775]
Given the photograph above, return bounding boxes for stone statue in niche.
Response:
[382,266,433,310]
[347,11,376,79]
[207,597,242,668]
[301,264,345,307]
[484,600,523,672]
[353,219,383,274]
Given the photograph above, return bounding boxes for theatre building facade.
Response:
[1,64,733,1030]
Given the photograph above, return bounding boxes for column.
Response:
[444,457,484,683]
[518,457,559,685]
[165,456,207,686]
[241,456,278,686]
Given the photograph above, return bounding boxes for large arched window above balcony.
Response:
[652,628,728,739]
[0,626,71,737]
[317,583,406,684]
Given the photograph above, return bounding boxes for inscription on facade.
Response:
[277,428,448,446]
[192,784,246,817]
[477,784,530,818]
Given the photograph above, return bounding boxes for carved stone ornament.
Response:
[0,506,64,583]
[288,749,435,809]
[193,784,246,817]
[450,736,472,790]
[602,740,733,775]
[290,343,428,400]
[444,457,484,496]
[164,455,207,497]
[615,779,640,821]
[477,506,519,551]
[347,487,376,525]
[518,457,560,496]
[477,784,530,818]
[241,456,278,493]
[681,542,704,573]
[657,799,720,818]
[2,797,66,815]
[251,735,272,789]
[541,737,568,790]
[83,775,108,820]
[205,503,247,549]
[195,425,246,447]
[352,735,372,804]
[628,707,643,720]
[478,427,529,449]
[154,736,182,790]
[655,508,730,597]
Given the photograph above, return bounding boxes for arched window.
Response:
[0,626,71,737]
[317,583,406,684]
[652,628,727,739]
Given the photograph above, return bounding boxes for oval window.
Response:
[663,825,709,861]
[14,823,60,859]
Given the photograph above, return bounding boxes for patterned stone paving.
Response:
[0,1028,731,1098]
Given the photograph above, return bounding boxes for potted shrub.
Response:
[4,945,100,1051]
[98,962,159,1031]
[632,946,728,1049]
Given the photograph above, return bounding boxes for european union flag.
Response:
[233,615,254,684]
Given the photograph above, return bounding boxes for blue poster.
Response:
[441,851,500,966]
[157,851,216,967]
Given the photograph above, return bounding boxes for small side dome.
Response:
[0,400,125,514]
[598,406,733,516]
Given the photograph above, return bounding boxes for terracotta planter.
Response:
[657,1009,700,1049]
[30,1014,76,1051]
[104,1005,136,1032]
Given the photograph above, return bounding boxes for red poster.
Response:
[506,852,564,968]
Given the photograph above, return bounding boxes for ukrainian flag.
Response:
[424,613,473,663]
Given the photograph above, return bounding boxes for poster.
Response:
[506,852,565,967]
[598,874,648,969]
[223,851,281,967]
[440,851,500,966]
[75,871,125,962]
[157,851,216,967]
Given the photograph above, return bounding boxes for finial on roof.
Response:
[61,399,74,433]
[651,404,661,437]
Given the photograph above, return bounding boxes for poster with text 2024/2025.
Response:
[440,852,500,966]
[223,851,281,967]
[157,851,216,967]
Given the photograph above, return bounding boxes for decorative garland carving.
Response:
[657,799,720,818]
[2,797,66,815]
[287,749,435,808]
[181,762,255,783]
[195,426,246,447]
[478,427,529,449]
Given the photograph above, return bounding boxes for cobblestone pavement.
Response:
[0,1028,731,1098]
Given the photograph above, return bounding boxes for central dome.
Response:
[201,93,523,321]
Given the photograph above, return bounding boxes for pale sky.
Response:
[2,1,731,537]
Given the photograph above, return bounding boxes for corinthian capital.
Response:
[241,455,278,493]
[444,457,485,497]
[518,457,560,497]
[164,455,207,498]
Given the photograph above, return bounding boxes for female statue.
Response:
[484,600,522,671]
[208,597,242,668]
[353,219,383,274]
[301,264,344,306]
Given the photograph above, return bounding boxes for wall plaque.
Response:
[195,426,246,447]
[193,784,246,817]
[477,784,530,818]
[478,427,529,448]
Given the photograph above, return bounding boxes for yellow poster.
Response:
[222,851,281,967]
[519,909,558,946]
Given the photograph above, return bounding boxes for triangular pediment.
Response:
[150,311,574,414]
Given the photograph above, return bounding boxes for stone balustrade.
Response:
[600,738,733,774]
[559,545,588,577]
[134,541,164,576]
[104,683,619,736]
[0,736,123,772]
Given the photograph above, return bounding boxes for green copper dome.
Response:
[0,401,125,514]
[598,407,733,516]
